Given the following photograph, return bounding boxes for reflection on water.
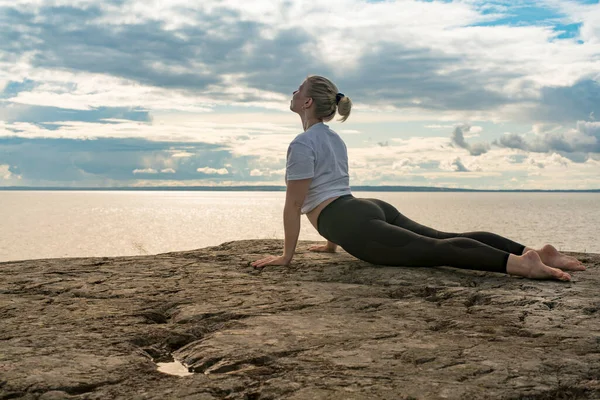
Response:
[0,191,598,262]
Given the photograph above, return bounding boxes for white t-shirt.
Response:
[285,122,353,214]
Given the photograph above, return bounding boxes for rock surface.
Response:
[1,239,599,400]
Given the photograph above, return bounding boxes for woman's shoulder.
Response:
[290,123,343,148]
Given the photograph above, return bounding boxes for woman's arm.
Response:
[283,204,301,261]
[251,145,314,268]
[283,178,312,261]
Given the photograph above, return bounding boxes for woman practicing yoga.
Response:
[251,75,585,281]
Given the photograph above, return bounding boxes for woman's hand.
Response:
[308,244,337,253]
[251,254,292,269]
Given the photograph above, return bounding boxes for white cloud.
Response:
[425,124,455,129]
[247,168,285,178]
[170,151,195,158]
[467,126,483,137]
[0,118,298,144]
[133,168,158,174]
[532,123,563,136]
[496,120,600,153]
[392,159,421,172]
[0,164,21,180]
[197,167,229,175]
[127,179,280,187]
[5,72,216,113]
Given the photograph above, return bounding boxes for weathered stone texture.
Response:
[1,240,599,399]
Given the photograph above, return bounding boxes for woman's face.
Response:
[290,80,310,114]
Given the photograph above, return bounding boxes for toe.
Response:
[550,267,570,281]
[566,261,586,271]
[558,270,571,281]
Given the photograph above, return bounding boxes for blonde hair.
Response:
[305,75,352,122]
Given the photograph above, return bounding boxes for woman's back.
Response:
[285,122,352,214]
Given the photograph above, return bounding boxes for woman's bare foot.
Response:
[524,244,585,271]
[507,250,571,281]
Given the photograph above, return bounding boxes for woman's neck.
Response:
[301,114,322,131]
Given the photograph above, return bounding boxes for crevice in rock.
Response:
[429,319,458,332]
[141,345,174,363]
[57,379,126,395]
[190,348,309,375]
[0,393,22,400]
[464,292,492,307]
[1,379,127,399]
[189,356,224,373]
[275,303,317,312]
[134,300,191,324]
[583,304,599,315]
[508,386,594,400]
[138,310,169,324]
[173,311,253,325]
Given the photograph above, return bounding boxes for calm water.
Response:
[1,191,598,263]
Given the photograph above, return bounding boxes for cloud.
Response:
[469,142,491,156]
[249,168,285,177]
[425,124,455,129]
[452,158,469,172]
[197,167,229,175]
[495,132,529,150]
[0,137,238,185]
[451,125,470,148]
[2,1,600,190]
[0,164,8,179]
[391,159,421,172]
[0,103,151,126]
[1,0,599,122]
[494,120,600,154]
[133,168,157,174]
[0,164,21,180]
[0,4,315,112]
[2,131,598,189]
[450,124,491,156]
[440,157,470,172]
[0,117,298,145]
[170,151,195,158]
[505,154,528,164]
[2,6,220,89]
[529,80,600,123]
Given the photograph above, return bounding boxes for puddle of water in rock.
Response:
[156,360,193,377]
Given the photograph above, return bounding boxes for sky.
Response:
[1,0,600,190]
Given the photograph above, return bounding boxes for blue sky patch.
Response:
[470,5,566,28]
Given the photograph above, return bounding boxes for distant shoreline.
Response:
[1,186,599,193]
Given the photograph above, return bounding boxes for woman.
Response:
[251,75,585,281]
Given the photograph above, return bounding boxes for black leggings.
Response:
[316,194,526,274]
